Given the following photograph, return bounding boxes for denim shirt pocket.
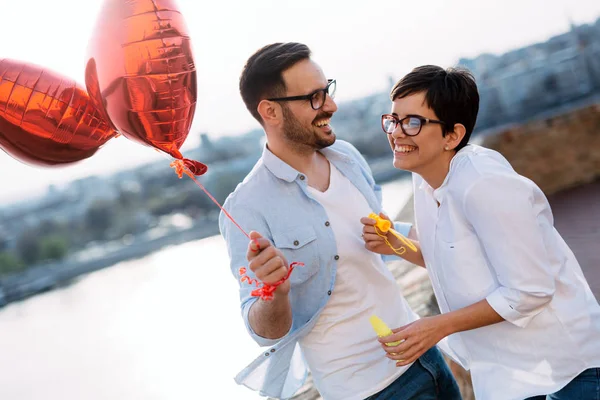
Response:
[272,226,320,284]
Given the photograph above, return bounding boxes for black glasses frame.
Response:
[381,114,446,136]
[268,79,336,110]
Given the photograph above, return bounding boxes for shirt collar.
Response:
[262,144,299,182]
[261,142,354,182]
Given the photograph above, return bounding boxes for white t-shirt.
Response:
[300,163,419,400]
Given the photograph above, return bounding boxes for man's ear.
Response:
[445,123,467,150]
[257,100,281,127]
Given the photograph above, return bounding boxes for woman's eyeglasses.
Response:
[381,114,446,136]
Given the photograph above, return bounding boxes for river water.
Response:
[0,178,412,400]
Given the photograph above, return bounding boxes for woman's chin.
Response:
[393,157,414,172]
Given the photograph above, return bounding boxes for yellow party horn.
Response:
[368,212,417,253]
[369,315,402,346]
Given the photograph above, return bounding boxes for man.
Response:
[219,43,461,400]
[362,65,600,400]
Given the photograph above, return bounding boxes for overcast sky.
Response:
[1,0,599,204]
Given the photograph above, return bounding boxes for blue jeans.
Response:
[365,346,462,400]
[525,368,600,400]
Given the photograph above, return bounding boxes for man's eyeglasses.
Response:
[268,79,336,110]
[381,114,446,136]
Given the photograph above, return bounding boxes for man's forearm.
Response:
[248,291,292,340]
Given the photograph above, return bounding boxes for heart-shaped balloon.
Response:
[0,58,118,167]
[85,0,198,163]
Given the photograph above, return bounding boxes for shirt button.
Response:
[334,255,339,260]
[325,221,330,227]
[299,175,305,180]
[293,240,299,246]
[270,348,276,353]
[264,352,270,357]
[327,290,332,295]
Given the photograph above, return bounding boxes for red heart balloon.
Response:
[0,59,118,167]
[85,0,197,161]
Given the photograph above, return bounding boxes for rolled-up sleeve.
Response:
[219,197,283,347]
[463,175,557,328]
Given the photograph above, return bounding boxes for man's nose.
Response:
[322,93,337,113]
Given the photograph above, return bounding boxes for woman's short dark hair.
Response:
[390,65,479,151]
[239,42,311,124]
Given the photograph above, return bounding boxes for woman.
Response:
[361,65,600,400]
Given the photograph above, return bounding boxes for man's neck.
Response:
[267,140,330,191]
[266,139,319,173]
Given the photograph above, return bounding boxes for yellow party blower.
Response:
[369,315,402,346]
[368,213,418,254]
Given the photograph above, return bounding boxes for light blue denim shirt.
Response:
[219,140,411,399]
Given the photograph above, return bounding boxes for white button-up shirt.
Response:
[413,144,600,400]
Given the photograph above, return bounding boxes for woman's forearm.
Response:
[438,299,505,337]
[390,236,426,267]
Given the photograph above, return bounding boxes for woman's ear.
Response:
[445,123,466,151]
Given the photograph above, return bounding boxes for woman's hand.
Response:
[360,212,398,255]
[379,316,448,367]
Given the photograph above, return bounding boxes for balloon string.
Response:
[170,158,303,301]
[238,262,304,301]
[170,159,251,241]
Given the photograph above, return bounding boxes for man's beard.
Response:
[281,105,335,151]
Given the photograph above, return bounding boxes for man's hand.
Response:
[247,231,290,296]
[245,231,294,339]
[378,316,447,367]
[360,212,398,256]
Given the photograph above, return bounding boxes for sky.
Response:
[1,0,599,205]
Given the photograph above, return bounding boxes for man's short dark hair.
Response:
[239,42,311,124]
[390,65,479,151]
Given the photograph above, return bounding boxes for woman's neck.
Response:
[418,151,455,190]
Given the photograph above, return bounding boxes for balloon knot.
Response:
[170,158,208,179]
